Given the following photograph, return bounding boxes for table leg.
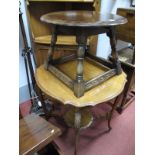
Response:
[108,27,122,75]
[63,107,93,154]
[74,35,87,97]
[44,26,57,69]
[108,95,120,131]
[117,66,135,113]
[74,108,81,155]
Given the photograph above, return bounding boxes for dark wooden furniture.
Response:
[116,60,135,113]
[40,11,127,97]
[19,113,61,155]
[35,60,127,155]
[116,8,135,64]
[115,8,135,112]
[25,0,101,115]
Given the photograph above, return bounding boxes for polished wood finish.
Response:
[28,2,93,36]
[19,113,61,155]
[36,60,126,155]
[35,61,126,107]
[40,11,127,97]
[27,1,94,38]
[57,58,109,80]
[64,107,93,129]
[41,11,127,27]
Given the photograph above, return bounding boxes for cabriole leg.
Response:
[108,95,120,131]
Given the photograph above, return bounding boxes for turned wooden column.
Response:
[107,27,122,75]
[74,35,87,97]
[74,108,81,155]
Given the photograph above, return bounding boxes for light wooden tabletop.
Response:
[35,60,127,107]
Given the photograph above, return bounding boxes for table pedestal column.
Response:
[74,35,87,97]
[64,107,93,155]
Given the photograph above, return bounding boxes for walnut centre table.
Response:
[35,59,126,155]
[40,11,127,97]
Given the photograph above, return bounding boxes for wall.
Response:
[96,0,131,59]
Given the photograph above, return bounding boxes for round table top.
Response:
[40,11,127,27]
[35,65,127,108]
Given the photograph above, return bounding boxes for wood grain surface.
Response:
[40,11,127,27]
[34,35,77,45]
[35,59,127,107]
[19,114,61,155]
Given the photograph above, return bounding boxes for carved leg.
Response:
[108,27,122,75]
[74,36,87,97]
[108,95,120,131]
[74,108,81,155]
[44,26,57,69]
